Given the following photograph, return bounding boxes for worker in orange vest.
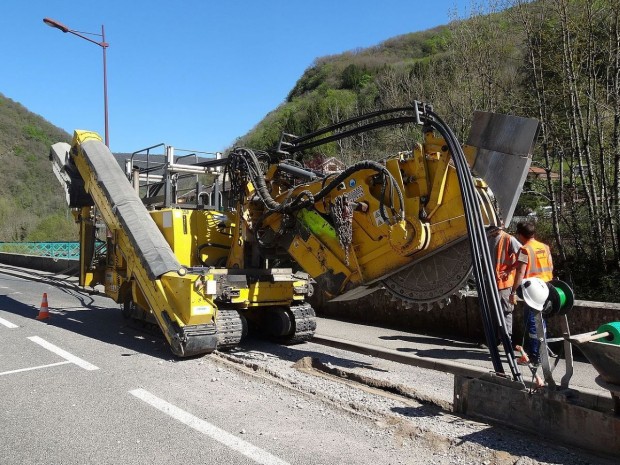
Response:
[510,221,554,365]
[487,224,522,346]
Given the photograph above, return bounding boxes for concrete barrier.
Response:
[0,252,78,275]
[454,374,620,458]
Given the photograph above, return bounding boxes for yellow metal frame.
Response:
[256,129,492,294]
[70,131,307,355]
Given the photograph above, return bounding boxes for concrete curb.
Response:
[313,334,489,378]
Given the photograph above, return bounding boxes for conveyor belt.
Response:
[79,139,181,280]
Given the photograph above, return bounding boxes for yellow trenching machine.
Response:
[50,102,538,374]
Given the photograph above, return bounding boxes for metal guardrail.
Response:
[0,241,104,259]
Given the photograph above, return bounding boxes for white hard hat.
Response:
[521,277,550,310]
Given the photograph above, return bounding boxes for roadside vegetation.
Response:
[0,93,75,242]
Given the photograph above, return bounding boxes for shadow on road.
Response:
[378,333,497,364]
[400,346,494,362]
[0,291,171,360]
[379,333,479,349]
[452,427,617,465]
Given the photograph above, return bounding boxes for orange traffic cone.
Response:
[36,293,50,320]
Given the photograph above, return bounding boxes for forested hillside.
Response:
[0,93,75,241]
[238,0,620,302]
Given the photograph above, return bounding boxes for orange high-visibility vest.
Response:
[495,231,516,289]
[522,239,553,282]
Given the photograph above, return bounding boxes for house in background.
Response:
[304,156,345,175]
[528,166,560,181]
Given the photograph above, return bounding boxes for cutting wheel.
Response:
[381,239,472,309]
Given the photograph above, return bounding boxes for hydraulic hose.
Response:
[228,149,405,222]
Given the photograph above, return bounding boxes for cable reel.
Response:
[544,279,575,317]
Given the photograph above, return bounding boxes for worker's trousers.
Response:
[524,304,545,363]
[498,287,514,343]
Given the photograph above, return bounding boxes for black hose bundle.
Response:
[225,148,278,211]
[226,148,405,223]
[425,109,522,382]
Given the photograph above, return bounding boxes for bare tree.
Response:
[512,0,568,263]
[511,0,620,289]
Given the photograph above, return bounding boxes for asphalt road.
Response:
[1,268,615,465]
[0,270,454,465]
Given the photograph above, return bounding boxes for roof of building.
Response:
[528,166,560,180]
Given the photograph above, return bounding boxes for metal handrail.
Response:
[0,241,106,259]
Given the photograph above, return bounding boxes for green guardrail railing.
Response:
[0,241,105,260]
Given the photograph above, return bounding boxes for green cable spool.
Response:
[544,279,575,317]
[596,322,620,345]
[555,286,567,308]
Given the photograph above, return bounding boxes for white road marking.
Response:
[130,389,291,465]
[0,316,18,328]
[0,361,71,376]
[28,336,99,371]
[66,318,83,324]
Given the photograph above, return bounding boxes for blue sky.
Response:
[1,0,469,154]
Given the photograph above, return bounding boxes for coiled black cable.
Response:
[227,148,405,222]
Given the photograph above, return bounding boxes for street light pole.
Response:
[43,17,110,147]
[101,24,109,148]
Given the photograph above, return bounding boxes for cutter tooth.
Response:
[380,239,472,311]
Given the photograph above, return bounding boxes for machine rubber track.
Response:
[216,309,247,350]
[280,302,317,345]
